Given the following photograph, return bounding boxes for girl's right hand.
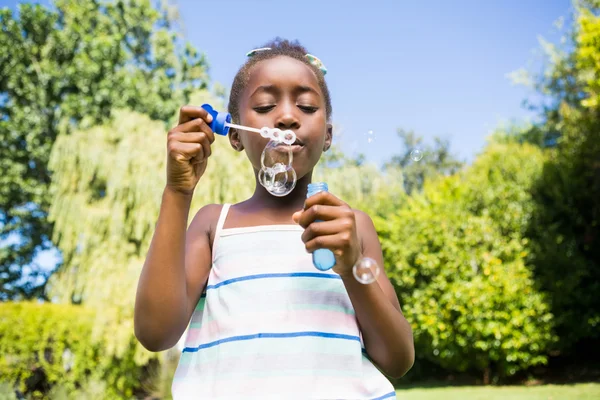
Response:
[166,106,216,195]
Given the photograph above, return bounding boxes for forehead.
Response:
[245,56,321,95]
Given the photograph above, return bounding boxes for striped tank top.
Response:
[172,204,396,399]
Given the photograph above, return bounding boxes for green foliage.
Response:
[0,0,208,299]
[489,0,600,355]
[525,103,600,350]
[0,302,145,399]
[315,147,407,217]
[384,129,463,194]
[460,143,546,238]
[378,143,556,381]
[0,383,18,400]
[507,0,600,353]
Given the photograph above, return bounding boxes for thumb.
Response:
[292,211,302,223]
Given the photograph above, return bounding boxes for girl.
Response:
[134,38,414,399]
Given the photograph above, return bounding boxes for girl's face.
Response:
[231,56,332,179]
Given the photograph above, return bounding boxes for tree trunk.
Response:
[483,366,491,385]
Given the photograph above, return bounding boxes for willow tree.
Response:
[47,91,253,362]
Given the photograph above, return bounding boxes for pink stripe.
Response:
[178,351,358,373]
[185,309,358,345]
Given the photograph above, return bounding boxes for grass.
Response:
[395,383,600,400]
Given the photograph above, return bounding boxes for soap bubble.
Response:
[259,139,297,196]
[365,130,375,144]
[261,140,294,170]
[258,166,275,188]
[258,163,296,197]
[410,148,423,162]
[352,257,381,284]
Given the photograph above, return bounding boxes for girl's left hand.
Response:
[292,191,361,278]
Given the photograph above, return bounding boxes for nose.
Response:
[275,102,300,130]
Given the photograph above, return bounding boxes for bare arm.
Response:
[134,190,216,351]
[342,210,415,378]
[134,105,216,351]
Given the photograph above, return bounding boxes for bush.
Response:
[0,383,18,400]
[377,143,557,382]
[0,302,150,399]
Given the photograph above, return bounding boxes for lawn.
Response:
[395,383,600,400]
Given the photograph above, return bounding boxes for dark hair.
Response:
[227,38,332,123]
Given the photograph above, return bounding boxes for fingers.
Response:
[296,204,354,228]
[301,219,353,243]
[168,131,212,159]
[304,191,346,209]
[168,110,215,164]
[178,105,213,125]
[304,233,352,255]
[167,141,204,163]
[173,117,215,144]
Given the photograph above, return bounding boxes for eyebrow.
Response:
[250,84,320,98]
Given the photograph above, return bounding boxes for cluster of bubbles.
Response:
[257,128,298,197]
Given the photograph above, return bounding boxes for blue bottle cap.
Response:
[201,104,231,136]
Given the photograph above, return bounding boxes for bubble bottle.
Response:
[306,182,337,271]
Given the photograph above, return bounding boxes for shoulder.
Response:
[190,203,223,227]
[188,203,227,247]
[352,208,376,229]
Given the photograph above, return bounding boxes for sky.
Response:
[0,0,574,271]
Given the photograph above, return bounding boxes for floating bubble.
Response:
[352,257,381,284]
[365,130,375,144]
[410,148,423,162]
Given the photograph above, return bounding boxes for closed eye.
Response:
[253,105,275,113]
[298,105,318,113]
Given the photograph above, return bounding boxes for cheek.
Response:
[240,135,268,170]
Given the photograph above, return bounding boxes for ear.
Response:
[323,123,333,152]
[228,129,244,152]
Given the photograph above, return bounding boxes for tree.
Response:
[512,0,600,354]
[0,0,208,300]
[384,129,463,194]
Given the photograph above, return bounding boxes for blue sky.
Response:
[1,0,574,271]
